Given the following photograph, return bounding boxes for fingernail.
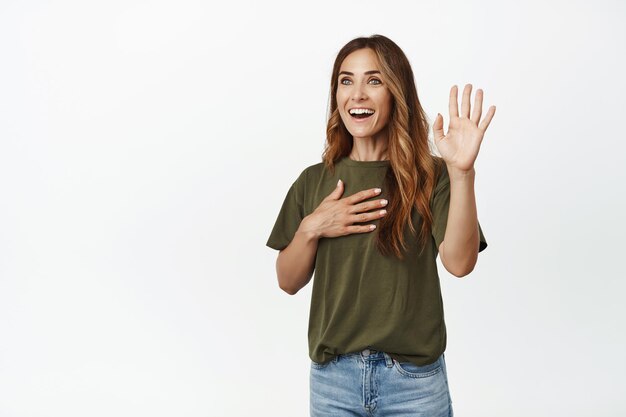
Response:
[375,188,381,193]
[337,179,341,187]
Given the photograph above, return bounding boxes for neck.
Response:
[349,127,390,161]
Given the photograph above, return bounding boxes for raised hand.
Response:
[299,179,388,239]
[433,84,496,173]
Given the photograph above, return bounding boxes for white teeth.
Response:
[349,108,375,115]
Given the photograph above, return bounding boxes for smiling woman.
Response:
[266,33,492,417]
[336,49,393,148]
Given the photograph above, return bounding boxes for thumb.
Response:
[433,113,445,142]
[327,178,344,200]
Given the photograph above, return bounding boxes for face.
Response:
[336,48,393,142]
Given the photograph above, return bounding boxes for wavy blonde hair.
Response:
[322,34,445,260]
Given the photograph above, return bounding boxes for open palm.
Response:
[433,84,496,172]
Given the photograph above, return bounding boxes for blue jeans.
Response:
[310,348,453,417]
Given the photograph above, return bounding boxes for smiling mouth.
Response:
[349,109,375,120]
[351,113,373,120]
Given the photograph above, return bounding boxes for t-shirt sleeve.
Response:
[266,169,307,251]
[431,162,488,253]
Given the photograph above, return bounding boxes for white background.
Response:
[1,0,625,416]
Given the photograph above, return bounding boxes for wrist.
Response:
[298,217,322,242]
[447,165,476,182]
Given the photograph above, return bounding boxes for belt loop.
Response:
[383,352,394,367]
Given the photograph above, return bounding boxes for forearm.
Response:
[441,166,480,277]
[276,217,319,295]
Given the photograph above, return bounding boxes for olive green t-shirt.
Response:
[266,156,487,366]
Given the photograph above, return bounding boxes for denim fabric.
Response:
[310,349,453,417]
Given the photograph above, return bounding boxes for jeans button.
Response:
[362,349,370,356]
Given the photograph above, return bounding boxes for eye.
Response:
[339,78,382,85]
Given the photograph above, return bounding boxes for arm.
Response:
[272,179,384,294]
[276,216,320,295]
[433,83,495,277]
[439,166,480,278]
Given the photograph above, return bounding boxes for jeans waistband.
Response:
[337,348,395,367]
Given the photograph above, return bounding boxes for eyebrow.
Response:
[338,70,381,76]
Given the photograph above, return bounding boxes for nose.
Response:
[351,82,368,101]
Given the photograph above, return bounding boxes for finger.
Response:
[349,208,387,224]
[478,105,496,132]
[351,209,387,223]
[345,224,378,234]
[432,112,445,142]
[471,88,483,124]
[461,83,472,119]
[351,198,388,214]
[345,187,382,205]
[448,85,459,118]
[324,178,345,201]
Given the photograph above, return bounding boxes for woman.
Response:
[266,34,495,417]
